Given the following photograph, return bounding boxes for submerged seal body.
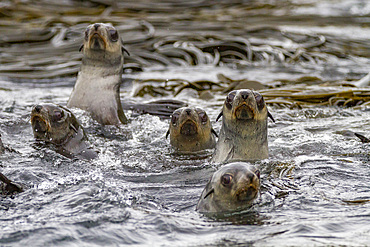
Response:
[196,162,260,213]
[31,103,97,160]
[211,89,273,163]
[166,107,217,152]
[67,23,128,125]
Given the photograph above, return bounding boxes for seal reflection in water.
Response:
[67,23,128,126]
[31,103,97,160]
[211,89,274,163]
[196,162,260,213]
[166,107,217,152]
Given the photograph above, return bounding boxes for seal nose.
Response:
[93,23,100,31]
[240,91,250,100]
[34,105,43,113]
[185,108,192,116]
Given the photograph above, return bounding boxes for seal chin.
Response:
[235,185,258,202]
[234,104,254,120]
[180,120,198,136]
[31,116,48,134]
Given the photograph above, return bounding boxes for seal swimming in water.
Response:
[166,107,217,152]
[67,23,128,126]
[211,89,274,163]
[196,162,260,213]
[31,103,97,160]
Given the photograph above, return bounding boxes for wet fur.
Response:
[211,90,269,163]
[67,23,128,125]
[168,107,216,152]
[31,104,97,160]
[196,162,260,213]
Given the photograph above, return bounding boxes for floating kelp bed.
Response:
[1,1,370,246]
[132,74,370,108]
[0,0,369,79]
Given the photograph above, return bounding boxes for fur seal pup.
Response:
[211,89,274,163]
[31,103,97,160]
[196,162,260,213]
[67,23,128,125]
[0,172,23,195]
[166,107,217,152]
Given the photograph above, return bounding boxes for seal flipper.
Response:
[79,44,84,52]
[115,85,128,124]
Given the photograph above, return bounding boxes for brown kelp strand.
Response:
[133,75,370,108]
[0,1,368,79]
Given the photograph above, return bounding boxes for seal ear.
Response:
[203,188,214,199]
[166,129,170,139]
[268,111,275,123]
[215,111,223,122]
[122,46,130,56]
[211,128,218,138]
[355,133,370,143]
[79,44,84,52]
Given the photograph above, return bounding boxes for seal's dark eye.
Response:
[84,28,89,41]
[171,112,180,126]
[198,112,208,124]
[253,92,265,111]
[109,29,119,42]
[52,110,64,122]
[221,174,233,186]
[225,91,236,110]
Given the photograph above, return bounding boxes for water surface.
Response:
[0,0,369,246]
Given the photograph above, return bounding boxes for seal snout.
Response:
[240,90,250,100]
[234,174,259,202]
[185,108,192,116]
[235,185,258,202]
[32,116,48,133]
[180,120,198,136]
[235,104,254,120]
[93,23,100,30]
[34,104,43,113]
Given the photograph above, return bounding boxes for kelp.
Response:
[0,0,369,79]
[133,74,370,108]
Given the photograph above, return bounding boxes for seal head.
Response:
[67,23,128,125]
[31,103,97,160]
[166,107,217,152]
[196,162,260,213]
[212,89,273,163]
